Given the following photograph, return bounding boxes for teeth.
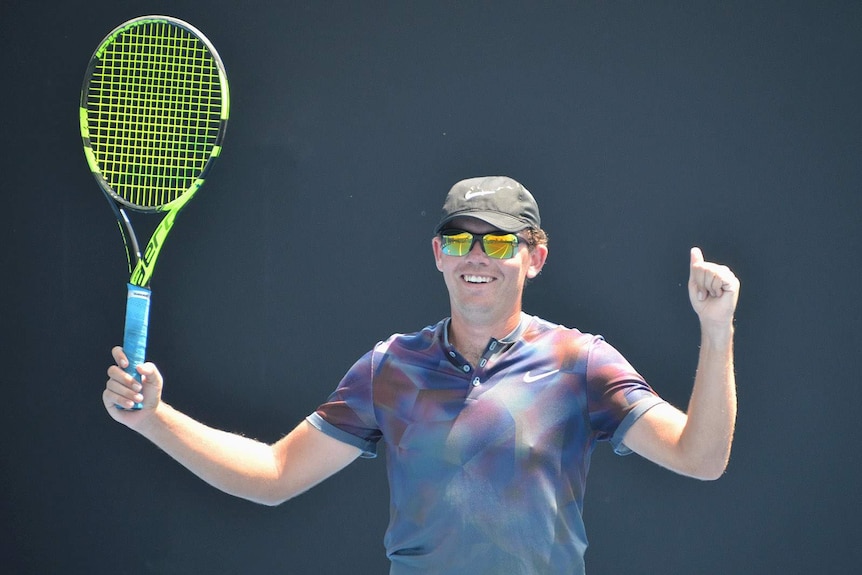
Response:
[464,275,492,283]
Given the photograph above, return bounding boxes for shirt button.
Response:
[462,365,470,372]
[471,377,481,387]
[449,351,456,358]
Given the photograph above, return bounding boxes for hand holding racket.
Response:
[81,16,230,409]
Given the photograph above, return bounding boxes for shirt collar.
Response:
[441,312,530,356]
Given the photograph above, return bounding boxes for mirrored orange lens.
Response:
[441,231,519,259]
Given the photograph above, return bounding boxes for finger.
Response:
[104,388,135,411]
[107,365,129,388]
[697,263,739,299]
[689,248,707,301]
[105,366,143,411]
[105,377,143,405]
[107,365,142,390]
[137,362,162,389]
[707,270,725,298]
[714,265,739,296]
[138,361,155,379]
[693,266,723,299]
[111,346,129,369]
[107,362,141,385]
[690,246,704,269]
[104,390,141,411]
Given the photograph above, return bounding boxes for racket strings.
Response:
[86,20,223,208]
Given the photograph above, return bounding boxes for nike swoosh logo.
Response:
[464,190,497,200]
[523,369,560,383]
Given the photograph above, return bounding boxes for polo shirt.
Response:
[308,313,665,574]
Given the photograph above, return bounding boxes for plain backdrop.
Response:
[2,1,860,573]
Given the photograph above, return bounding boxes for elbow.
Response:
[219,489,285,507]
[249,483,309,507]
[220,481,296,507]
[249,491,284,507]
[251,488,298,507]
[692,466,726,482]
[675,433,733,481]
[682,456,729,481]
[248,493,290,507]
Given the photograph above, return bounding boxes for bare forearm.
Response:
[105,353,361,504]
[679,325,737,478]
[135,402,285,505]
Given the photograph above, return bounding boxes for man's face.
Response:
[432,217,547,321]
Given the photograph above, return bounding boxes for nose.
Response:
[465,237,490,262]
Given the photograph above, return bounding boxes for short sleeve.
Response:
[307,350,382,458]
[585,336,667,455]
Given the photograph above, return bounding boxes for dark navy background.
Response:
[3,2,860,573]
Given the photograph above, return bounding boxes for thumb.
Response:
[137,362,160,385]
[690,246,704,269]
[689,247,706,302]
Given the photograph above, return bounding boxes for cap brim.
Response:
[434,211,531,234]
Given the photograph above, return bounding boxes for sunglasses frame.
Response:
[438,229,524,259]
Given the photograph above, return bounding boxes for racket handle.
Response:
[119,284,152,410]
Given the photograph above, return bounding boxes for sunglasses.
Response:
[439,229,524,259]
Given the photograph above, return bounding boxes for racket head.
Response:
[80,15,230,213]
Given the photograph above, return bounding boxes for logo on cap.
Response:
[464,190,497,200]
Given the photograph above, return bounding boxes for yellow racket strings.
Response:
[87,21,222,208]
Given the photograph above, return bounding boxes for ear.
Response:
[526,244,548,279]
[431,236,444,272]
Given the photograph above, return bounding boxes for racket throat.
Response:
[128,201,185,287]
[119,208,142,263]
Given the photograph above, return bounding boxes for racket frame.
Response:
[80,14,229,288]
[80,15,230,408]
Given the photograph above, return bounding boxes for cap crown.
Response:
[435,176,541,233]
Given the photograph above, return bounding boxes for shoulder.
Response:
[374,319,445,352]
[517,315,606,372]
[522,314,599,349]
[367,319,448,370]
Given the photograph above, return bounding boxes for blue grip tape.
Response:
[120,284,152,410]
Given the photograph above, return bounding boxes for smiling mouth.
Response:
[462,274,494,284]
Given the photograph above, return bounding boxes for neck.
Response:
[448,308,522,358]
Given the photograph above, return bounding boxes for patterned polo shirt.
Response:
[307,313,665,574]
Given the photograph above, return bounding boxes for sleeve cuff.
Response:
[306,412,378,459]
[610,397,668,456]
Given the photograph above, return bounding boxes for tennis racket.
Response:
[80,15,230,409]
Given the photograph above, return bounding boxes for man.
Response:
[104,176,739,574]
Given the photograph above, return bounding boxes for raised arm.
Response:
[103,348,361,505]
[622,247,739,480]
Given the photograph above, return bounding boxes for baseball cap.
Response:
[434,176,541,234]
